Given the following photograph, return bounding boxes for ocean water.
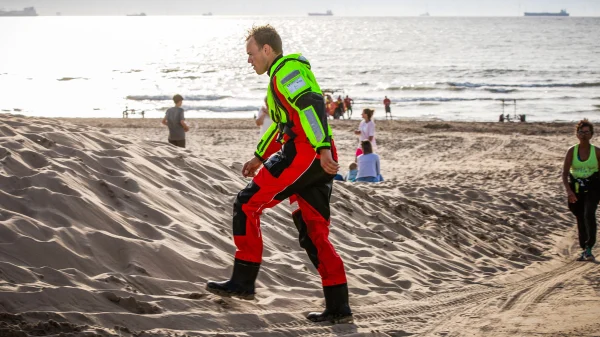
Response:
[0,16,599,122]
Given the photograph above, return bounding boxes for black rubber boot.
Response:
[206,259,260,300]
[307,283,353,324]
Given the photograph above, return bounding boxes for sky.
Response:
[1,0,599,16]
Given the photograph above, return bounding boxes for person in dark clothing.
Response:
[205,24,352,324]
[562,119,600,261]
[162,94,189,148]
[383,96,391,112]
[333,95,345,119]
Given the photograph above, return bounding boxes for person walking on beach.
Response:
[161,94,189,148]
[562,119,599,261]
[205,25,353,324]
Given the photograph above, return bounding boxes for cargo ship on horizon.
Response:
[308,10,333,16]
[524,9,569,16]
[0,7,38,16]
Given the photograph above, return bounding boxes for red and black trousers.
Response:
[232,141,347,286]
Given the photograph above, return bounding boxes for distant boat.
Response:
[126,12,147,16]
[524,9,569,16]
[0,7,38,16]
[420,12,430,16]
[308,10,333,16]
[202,12,213,16]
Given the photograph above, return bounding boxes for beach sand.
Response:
[0,114,598,336]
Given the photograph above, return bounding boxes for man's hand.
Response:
[183,125,190,132]
[319,149,339,175]
[242,156,263,178]
[567,189,577,203]
[161,118,167,126]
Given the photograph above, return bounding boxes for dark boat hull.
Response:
[0,7,38,16]
[524,12,569,16]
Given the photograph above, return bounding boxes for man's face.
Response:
[246,37,268,75]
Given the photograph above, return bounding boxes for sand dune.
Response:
[0,114,598,336]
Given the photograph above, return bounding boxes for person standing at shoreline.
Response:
[562,119,600,261]
[205,24,353,324]
[161,94,189,148]
[383,96,391,119]
[344,95,354,118]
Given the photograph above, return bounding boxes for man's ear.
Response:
[263,44,272,55]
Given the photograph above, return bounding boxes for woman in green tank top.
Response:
[562,119,600,261]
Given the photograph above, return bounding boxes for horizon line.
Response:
[4,14,599,17]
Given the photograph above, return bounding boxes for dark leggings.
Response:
[568,190,599,250]
[168,139,186,148]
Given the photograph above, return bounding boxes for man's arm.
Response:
[294,92,332,151]
[244,121,281,177]
[254,122,280,161]
[270,62,331,152]
[291,91,339,174]
[242,156,262,177]
[271,65,338,173]
[180,120,189,132]
[179,110,189,132]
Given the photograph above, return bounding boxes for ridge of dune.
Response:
[0,114,597,336]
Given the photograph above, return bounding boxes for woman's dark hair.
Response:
[363,108,374,121]
[576,118,594,135]
[361,140,373,154]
